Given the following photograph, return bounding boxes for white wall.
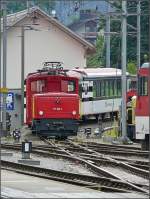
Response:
[2,15,87,89]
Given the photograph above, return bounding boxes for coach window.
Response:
[139,77,148,96]
[96,81,101,97]
[101,80,105,97]
[99,81,101,97]
[114,80,117,97]
[93,81,96,97]
[117,79,121,96]
[105,80,109,97]
[109,80,114,97]
[83,83,89,95]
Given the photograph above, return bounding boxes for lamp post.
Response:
[0,1,2,130]
[137,0,141,68]
[2,0,7,133]
[20,25,39,126]
[21,26,25,126]
[121,0,127,139]
[106,2,110,68]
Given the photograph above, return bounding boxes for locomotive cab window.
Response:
[138,76,148,96]
[31,80,46,93]
[61,80,75,93]
[68,81,75,92]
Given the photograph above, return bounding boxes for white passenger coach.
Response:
[68,67,132,120]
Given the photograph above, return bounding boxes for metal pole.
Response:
[106,2,110,67]
[0,1,2,130]
[2,0,7,132]
[121,0,127,138]
[137,0,141,68]
[21,26,25,126]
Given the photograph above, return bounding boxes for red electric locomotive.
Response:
[26,62,80,138]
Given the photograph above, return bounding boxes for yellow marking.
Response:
[79,99,82,118]
[32,97,35,118]
[0,87,9,93]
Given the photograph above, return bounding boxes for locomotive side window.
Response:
[31,80,45,93]
[61,80,75,93]
[31,81,37,92]
[37,80,45,92]
[68,81,75,92]
[138,76,148,96]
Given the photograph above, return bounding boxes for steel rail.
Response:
[67,141,149,179]
[81,141,141,151]
[40,138,121,180]
[1,144,120,179]
[1,160,148,194]
[2,143,149,179]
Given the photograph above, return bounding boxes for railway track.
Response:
[1,160,148,194]
[39,139,149,189]
[1,143,121,180]
[2,141,149,190]
[2,143,149,179]
[66,143,149,159]
[81,141,142,151]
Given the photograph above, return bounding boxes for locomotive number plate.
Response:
[52,107,63,111]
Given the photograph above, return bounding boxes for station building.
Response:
[0,6,95,130]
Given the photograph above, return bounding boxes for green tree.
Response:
[7,0,55,15]
[127,61,136,74]
[105,1,149,67]
[87,35,105,68]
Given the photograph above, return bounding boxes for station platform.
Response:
[1,169,146,198]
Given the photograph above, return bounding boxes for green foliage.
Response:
[70,15,80,24]
[127,61,136,74]
[87,35,105,68]
[7,1,26,14]
[6,0,55,15]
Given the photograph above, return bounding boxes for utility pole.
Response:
[21,26,25,126]
[27,0,30,13]
[121,0,127,138]
[0,1,2,129]
[106,2,110,67]
[137,0,141,68]
[2,0,7,133]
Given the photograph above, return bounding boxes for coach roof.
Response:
[67,68,129,78]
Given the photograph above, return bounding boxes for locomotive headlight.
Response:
[39,111,44,116]
[72,110,76,115]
